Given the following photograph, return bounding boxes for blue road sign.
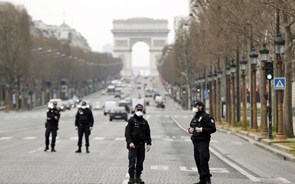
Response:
[274,77,286,90]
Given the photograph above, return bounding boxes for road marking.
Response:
[180,166,229,173]
[210,147,261,182]
[93,137,105,140]
[150,165,169,170]
[70,137,78,140]
[23,137,37,140]
[163,138,173,141]
[0,137,13,140]
[115,137,125,141]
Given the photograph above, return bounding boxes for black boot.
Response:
[193,180,206,184]
[44,146,49,152]
[51,147,56,152]
[86,147,90,153]
[75,146,81,153]
[135,175,144,184]
[128,173,134,184]
[205,178,211,184]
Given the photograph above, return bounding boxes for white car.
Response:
[103,100,117,115]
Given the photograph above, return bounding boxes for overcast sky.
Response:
[3,0,189,52]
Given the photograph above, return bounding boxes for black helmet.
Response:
[192,100,204,107]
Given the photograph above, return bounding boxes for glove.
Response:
[129,143,135,149]
[146,145,151,152]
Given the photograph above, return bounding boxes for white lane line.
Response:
[93,137,105,140]
[150,165,169,170]
[275,177,291,183]
[70,137,78,140]
[0,137,13,140]
[23,137,37,140]
[180,167,229,173]
[163,138,173,141]
[115,137,125,141]
[210,147,261,182]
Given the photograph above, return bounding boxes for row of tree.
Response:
[0,2,122,110]
[158,0,294,137]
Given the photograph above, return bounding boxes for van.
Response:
[103,100,117,115]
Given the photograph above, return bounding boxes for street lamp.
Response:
[249,47,258,132]
[240,56,247,130]
[216,67,222,124]
[212,71,217,118]
[259,44,270,137]
[226,64,231,126]
[207,70,213,115]
[274,32,286,141]
[230,60,236,127]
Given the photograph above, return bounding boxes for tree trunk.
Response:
[283,15,294,137]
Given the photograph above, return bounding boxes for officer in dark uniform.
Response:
[125,104,151,184]
[44,101,60,152]
[75,101,94,153]
[188,101,216,184]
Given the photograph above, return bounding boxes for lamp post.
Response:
[259,44,269,137]
[207,69,213,115]
[202,67,206,106]
[226,64,231,126]
[240,56,247,130]
[274,32,286,141]
[230,60,236,127]
[212,71,217,118]
[249,47,258,132]
[216,66,222,124]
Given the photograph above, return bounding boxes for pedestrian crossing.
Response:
[0,135,193,142]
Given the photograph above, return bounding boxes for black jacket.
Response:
[75,107,94,127]
[125,114,152,148]
[189,110,216,142]
[46,108,60,127]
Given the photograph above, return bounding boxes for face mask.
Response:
[81,105,87,109]
[192,107,199,113]
[135,111,143,117]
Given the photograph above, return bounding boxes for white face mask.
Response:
[192,107,199,113]
[135,111,143,117]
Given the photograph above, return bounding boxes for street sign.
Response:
[274,77,286,90]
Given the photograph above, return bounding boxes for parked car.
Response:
[109,106,128,121]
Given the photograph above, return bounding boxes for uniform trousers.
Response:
[128,143,145,176]
[77,125,90,147]
[193,139,212,180]
[45,125,58,148]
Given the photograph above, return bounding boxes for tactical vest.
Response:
[131,117,147,144]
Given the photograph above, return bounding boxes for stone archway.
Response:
[111,17,169,76]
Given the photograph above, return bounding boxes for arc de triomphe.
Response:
[111,17,169,76]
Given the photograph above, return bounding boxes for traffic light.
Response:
[196,85,201,93]
[265,62,273,80]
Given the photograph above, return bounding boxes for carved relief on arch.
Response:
[130,38,151,48]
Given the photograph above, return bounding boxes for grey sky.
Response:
[3,0,189,52]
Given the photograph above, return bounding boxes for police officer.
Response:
[75,101,94,153]
[45,101,60,152]
[125,104,151,184]
[188,101,216,184]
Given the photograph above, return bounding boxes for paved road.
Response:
[0,76,294,184]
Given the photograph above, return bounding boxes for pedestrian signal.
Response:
[265,62,273,80]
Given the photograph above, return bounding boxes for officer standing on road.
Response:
[75,101,94,153]
[188,101,216,184]
[125,104,151,184]
[44,101,60,152]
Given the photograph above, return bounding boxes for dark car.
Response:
[109,106,128,121]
